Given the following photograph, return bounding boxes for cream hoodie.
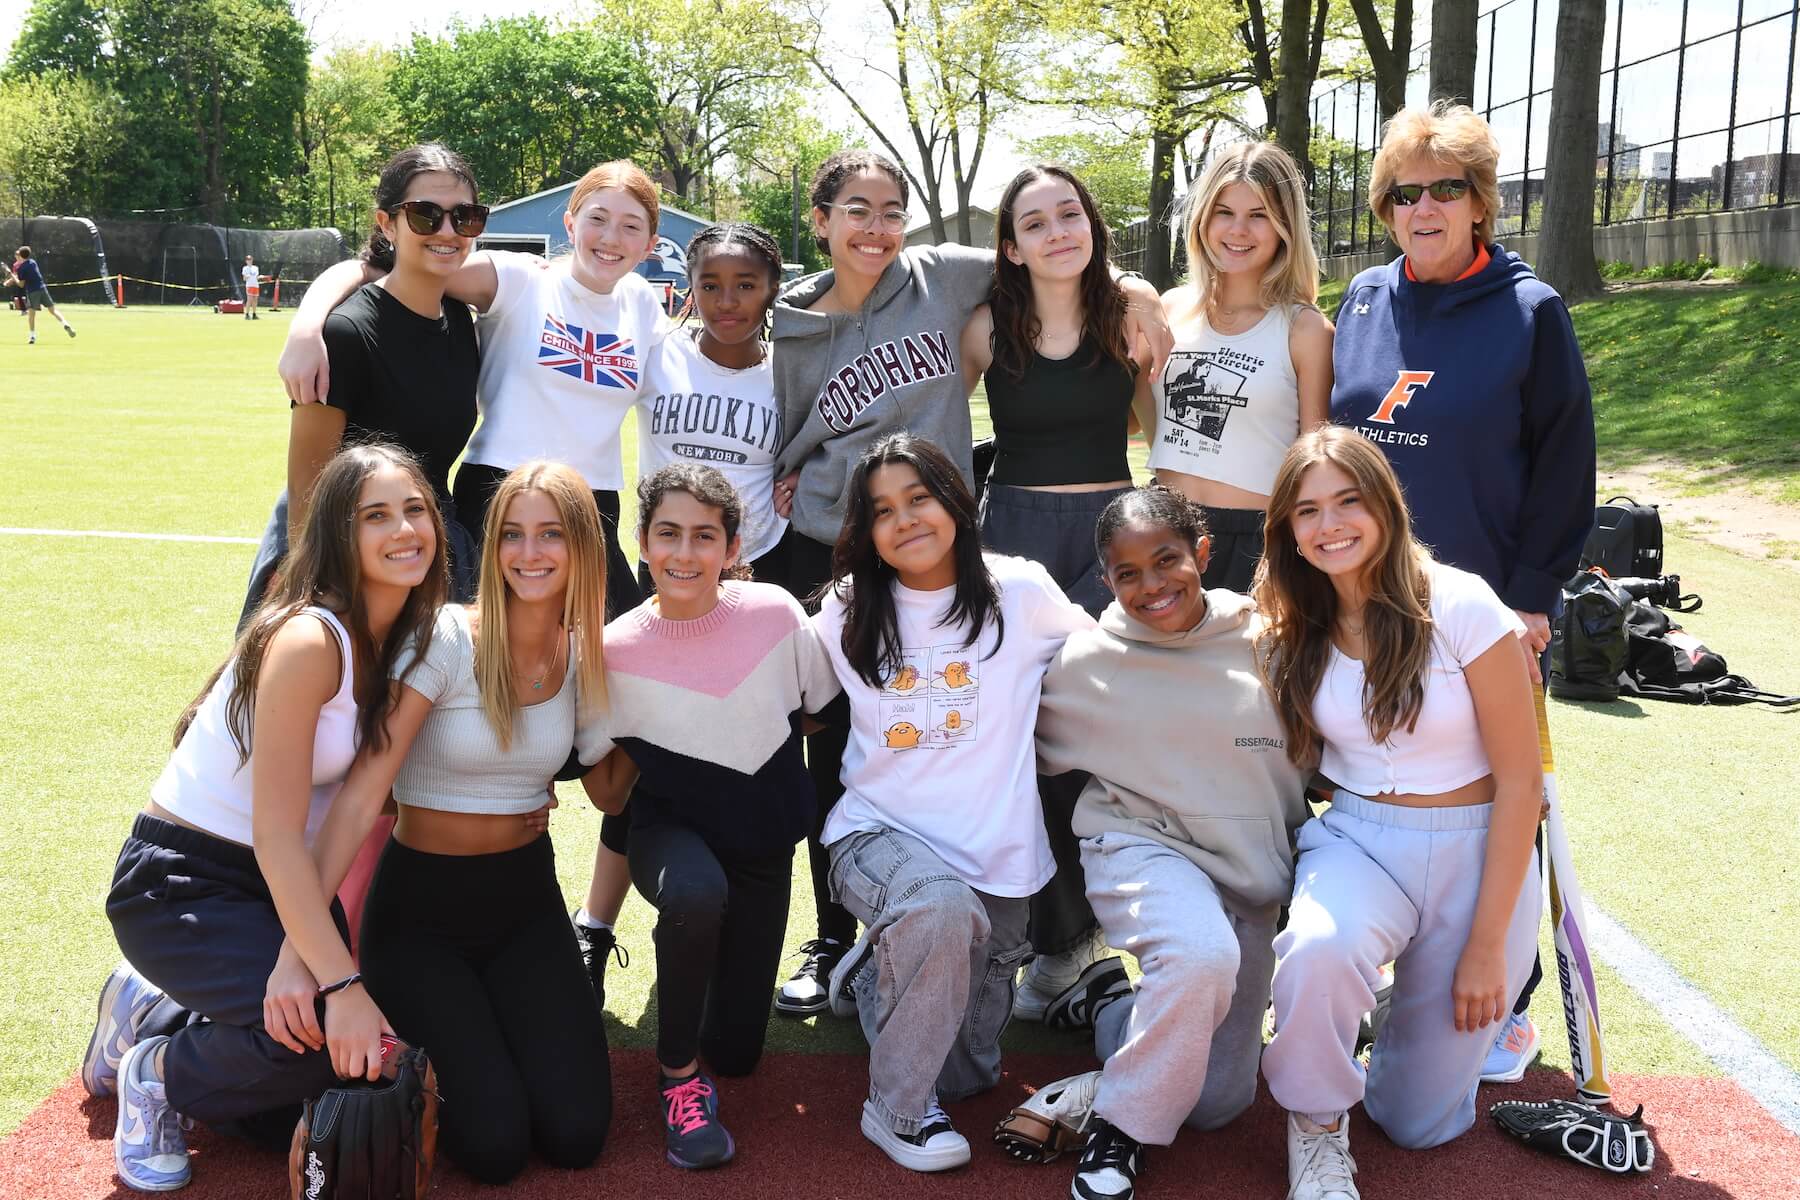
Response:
[1035,590,1308,910]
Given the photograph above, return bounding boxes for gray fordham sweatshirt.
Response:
[1035,590,1310,911]
[771,243,994,545]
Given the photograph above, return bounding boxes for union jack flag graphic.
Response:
[536,316,639,389]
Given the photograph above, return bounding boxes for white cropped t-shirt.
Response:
[1315,563,1525,797]
[153,607,358,847]
[391,605,575,814]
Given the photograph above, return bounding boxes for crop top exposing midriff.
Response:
[984,337,1135,487]
[1313,562,1527,798]
[390,605,575,815]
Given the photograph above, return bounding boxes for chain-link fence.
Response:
[1310,0,1800,256]
[5,215,352,306]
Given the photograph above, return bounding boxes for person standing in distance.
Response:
[242,255,262,320]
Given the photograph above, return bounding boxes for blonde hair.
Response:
[568,160,659,238]
[1369,101,1501,246]
[474,462,608,747]
[1180,141,1320,310]
[1253,427,1435,769]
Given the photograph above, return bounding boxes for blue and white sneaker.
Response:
[114,1036,190,1192]
[1480,1011,1541,1084]
[82,962,164,1098]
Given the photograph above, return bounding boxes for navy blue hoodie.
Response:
[1329,244,1595,615]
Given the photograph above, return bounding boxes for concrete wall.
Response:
[1322,204,1800,279]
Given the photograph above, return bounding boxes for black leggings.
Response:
[628,823,791,1075]
[453,461,643,621]
[360,834,610,1185]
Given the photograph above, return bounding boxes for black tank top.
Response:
[984,338,1135,486]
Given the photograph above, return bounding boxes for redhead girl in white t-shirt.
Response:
[811,433,1092,1174]
[1146,141,1334,594]
[1254,427,1542,1200]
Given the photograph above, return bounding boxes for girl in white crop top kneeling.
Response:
[309,461,632,1185]
[95,445,447,1193]
[1254,428,1542,1200]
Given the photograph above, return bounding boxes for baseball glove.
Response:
[289,1039,440,1200]
[992,1070,1101,1164]
[1489,1098,1654,1174]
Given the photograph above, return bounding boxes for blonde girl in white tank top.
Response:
[1140,142,1335,593]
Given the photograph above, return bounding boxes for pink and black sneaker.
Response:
[660,1071,734,1169]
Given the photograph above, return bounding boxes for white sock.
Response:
[574,907,612,931]
[1297,1111,1344,1134]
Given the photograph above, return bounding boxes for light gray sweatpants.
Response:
[828,826,1031,1134]
[1082,832,1277,1146]
[1263,791,1542,1150]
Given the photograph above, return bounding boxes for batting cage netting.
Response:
[6,216,351,306]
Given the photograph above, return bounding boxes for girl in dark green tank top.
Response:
[955,163,1158,1024]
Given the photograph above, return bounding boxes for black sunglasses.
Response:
[390,199,490,237]
[1386,178,1471,206]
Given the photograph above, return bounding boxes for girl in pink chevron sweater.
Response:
[575,463,841,1170]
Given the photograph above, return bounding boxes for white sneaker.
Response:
[860,1097,971,1171]
[1286,1111,1358,1200]
[1015,925,1108,1021]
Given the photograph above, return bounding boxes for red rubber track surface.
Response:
[5,1053,1794,1199]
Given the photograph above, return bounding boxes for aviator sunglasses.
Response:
[389,199,491,237]
[1385,178,1471,206]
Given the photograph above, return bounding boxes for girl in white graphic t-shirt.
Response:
[811,433,1092,1174]
[281,159,669,622]
[1146,142,1334,594]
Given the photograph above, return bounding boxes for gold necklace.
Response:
[515,627,565,690]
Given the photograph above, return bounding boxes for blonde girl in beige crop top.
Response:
[1144,142,1333,512]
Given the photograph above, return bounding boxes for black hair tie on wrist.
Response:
[317,971,363,997]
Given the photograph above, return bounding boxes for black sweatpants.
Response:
[105,814,345,1150]
[453,461,643,622]
[1197,504,1267,595]
[627,823,791,1074]
[359,834,610,1185]
[769,529,856,945]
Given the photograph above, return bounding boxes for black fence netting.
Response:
[5,216,352,306]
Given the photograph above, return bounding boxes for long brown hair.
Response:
[989,163,1131,381]
[178,443,449,764]
[1253,427,1435,768]
[473,462,609,747]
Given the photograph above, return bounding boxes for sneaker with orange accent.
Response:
[660,1071,734,1168]
[1480,1011,1540,1084]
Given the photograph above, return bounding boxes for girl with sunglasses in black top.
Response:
[241,144,486,627]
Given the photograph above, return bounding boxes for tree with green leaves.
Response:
[734,114,853,271]
[793,0,1035,244]
[591,0,806,211]
[1016,129,1151,234]
[8,0,309,224]
[297,46,398,241]
[1347,0,1415,128]
[388,17,658,204]
[0,73,123,219]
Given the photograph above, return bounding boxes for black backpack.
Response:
[1581,496,1663,578]
[1550,570,1632,702]
[1620,601,1798,708]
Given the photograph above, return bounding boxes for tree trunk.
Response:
[1536,0,1605,302]
[1145,127,1179,291]
[1274,0,1317,168]
[1429,0,1479,107]
[1349,0,1414,128]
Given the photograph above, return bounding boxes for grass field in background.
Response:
[2,302,1796,1138]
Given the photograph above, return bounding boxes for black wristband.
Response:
[317,971,363,997]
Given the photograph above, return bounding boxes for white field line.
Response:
[1587,902,1800,1136]
[0,526,258,546]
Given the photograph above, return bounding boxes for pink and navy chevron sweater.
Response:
[577,580,842,860]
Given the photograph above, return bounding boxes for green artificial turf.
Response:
[1,303,1796,1139]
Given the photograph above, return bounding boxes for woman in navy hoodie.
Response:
[1328,100,1595,1088]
